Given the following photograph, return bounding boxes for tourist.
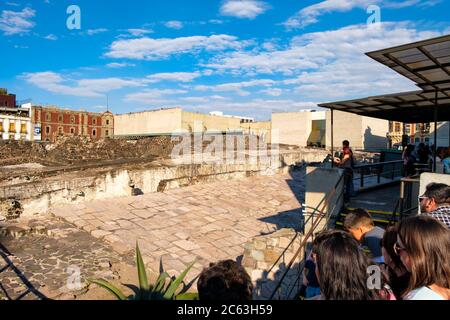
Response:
[313,230,380,300]
[402,144,416,176]
[334,140,355,202]
[396,216,450,300]
[302,230,338,299]
[197,260,253,301]
[419,183,450,228]
[437,147,450,174]
[381,225,410,299]
[343,208,385,263]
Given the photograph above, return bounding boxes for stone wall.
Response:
[242,229,305,300]
[0,149,328,219]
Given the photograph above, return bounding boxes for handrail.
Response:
[353,160,403,169]
[269,173,344,300]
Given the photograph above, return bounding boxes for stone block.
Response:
[253,240,267,250]
[251,250,264,261]
[242,256,256,269]
[264,249,280,264]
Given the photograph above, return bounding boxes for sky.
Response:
[1,0,449,120]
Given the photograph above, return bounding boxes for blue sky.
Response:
[1,0,449,120]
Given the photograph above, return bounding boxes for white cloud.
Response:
[126,28,153,37]
[0,7,35,35]
[146,72,201,83]
[124,89,188,104]
[106,62,136,68]
[86,28,108,36]
[22,72,142,97]
[44,34,57,41]
[195,79,276,96]
[283,0,438,29]
[105,34,244,60]
[220,0,270,19]
[164,21,184,30]
[261,88,283,97]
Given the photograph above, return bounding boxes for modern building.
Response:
[271,110,326,147]
[0,88,16,108]
[325,110,389,151]
[33,106,114,142]
[387,121,431,147]
[209,111,255,123]
[114,108,244,138]
[240,121,272,143]
[0,103,38,141]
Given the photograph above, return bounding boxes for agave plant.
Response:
[89,242,198,300]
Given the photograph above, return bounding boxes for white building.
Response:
[209,111,255,123]
[0,103,40,141]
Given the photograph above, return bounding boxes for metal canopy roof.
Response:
[319,35,450,123]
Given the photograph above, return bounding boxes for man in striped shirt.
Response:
[420,183,450,228]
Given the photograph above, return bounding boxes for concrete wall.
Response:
[272,112,312,147]
[181,111,242,133]
[430,121,450,147]
[326,110,388,151]
[114,108,183,136]
[361,116,389,150]
[241,121,272,143]
[305,167,344,230]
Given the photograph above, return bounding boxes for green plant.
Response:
[89,242,198,300]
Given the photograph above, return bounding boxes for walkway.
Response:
[50,171,305,282]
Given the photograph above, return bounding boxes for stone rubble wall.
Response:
[0,149,328,219]
[242,228,306,300]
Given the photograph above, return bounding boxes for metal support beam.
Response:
[434,90,438,173]
[331,108,334,168]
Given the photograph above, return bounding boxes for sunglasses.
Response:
[393,242,407,255]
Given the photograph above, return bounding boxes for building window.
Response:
[106,119,110,125]
[58,127,63,135]
[21,123,27,134]
[58,114,63,122]
[46,126,50,134]
[70,128,75,134]
[93,129,96,137]
[70,116,75,124]
[9,122,15,133]
[93,118,97,125]
[105,130,109,136]
[46,113,51,121]
[0,121,3,132]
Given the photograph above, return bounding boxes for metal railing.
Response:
[353,160,403,189]
[269,173,344,300]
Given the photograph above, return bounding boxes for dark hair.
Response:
[381,225,406,273]
[398,216,450,297]
[343,140,350,147]
[312,229,340,255]
[423,183,450,205]
[381,225,410,298]
[343,208,374,230]
[315,231,380,300]
[197,260,253,301]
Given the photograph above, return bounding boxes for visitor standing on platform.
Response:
[334,140,355,203]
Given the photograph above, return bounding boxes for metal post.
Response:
[434,90,438,173]
[331,109,334,168]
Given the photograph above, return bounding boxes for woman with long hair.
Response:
[381,225,410,299]
[396,216,450,300]
[314,230,380,300]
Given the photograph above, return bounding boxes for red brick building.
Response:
[0,88,16,108]
[33,106,114,142]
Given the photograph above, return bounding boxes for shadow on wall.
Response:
[364,126,388,151]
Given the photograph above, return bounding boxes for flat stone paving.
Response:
[0,219,134,300]
[51,171,304,282]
